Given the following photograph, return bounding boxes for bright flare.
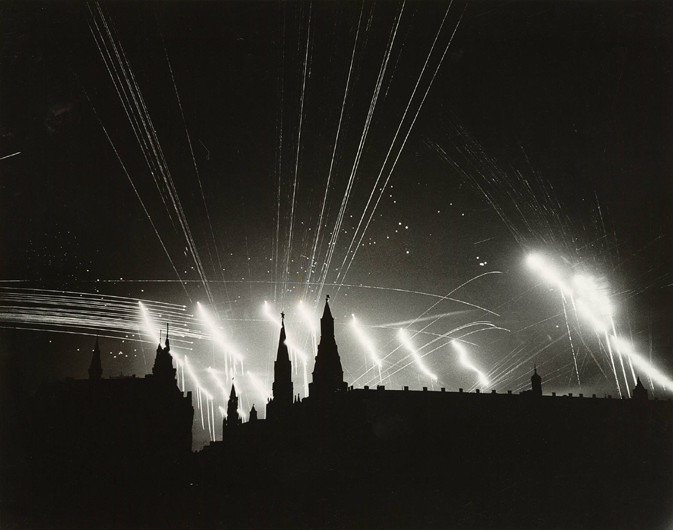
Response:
[351,315,382,368]
[197,302,244,363]
[398,329,438,381]
[138,302,161,344]
[451,340,490,387]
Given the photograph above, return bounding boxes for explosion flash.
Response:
[197,302,244,375]
[138,302,162,344]
[526,252,673,396]
[351,315,383,384]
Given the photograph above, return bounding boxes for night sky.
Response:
[1,1,672,448]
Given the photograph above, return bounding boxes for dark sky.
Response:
[1,1,672,447]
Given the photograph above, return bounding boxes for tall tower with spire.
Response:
[632,377,648,401]
[267,312,294,420]
[88,337,102,380]
[226,383,242,429]
[309,296,348,399]
[152,323,177,384]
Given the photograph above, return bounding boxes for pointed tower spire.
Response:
[165,322,170,349]
[632,376,648,401]
[268,312,294,420]
[88,337,102,380]
[309,296,347,399]
[531,365,542,397]
[226,382,241,428]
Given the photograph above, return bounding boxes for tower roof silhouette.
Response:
[322,296,333,320]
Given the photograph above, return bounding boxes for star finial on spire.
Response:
[326,294,330,301]
[281,311,285,322]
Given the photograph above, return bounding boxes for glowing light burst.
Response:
[526,252,672,396]
[262,301,282,327]
[610,337,673,392]
[351,315,383,383]
[246,370,272,410]
[197,302,244,379]
[207,367,229,403]
[138,302,161,344]
[398,328,438,382]
[297,300,318,352]
[451,340,490,388]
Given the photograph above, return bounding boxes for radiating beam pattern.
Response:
[526,252,673,394]
[196,302,244,380]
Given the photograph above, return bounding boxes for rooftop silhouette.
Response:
[4,301,672,529]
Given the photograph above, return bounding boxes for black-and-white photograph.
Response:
[1,1,672,528]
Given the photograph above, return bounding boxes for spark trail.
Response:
[283,2,313,308]
[88,3,214,304]
[335,1,465,287]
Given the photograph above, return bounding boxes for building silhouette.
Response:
[308,296,348,399]
[265,311,293,420]
[197,297,673,530]
[5,300,673,529]
[21,330,194,528]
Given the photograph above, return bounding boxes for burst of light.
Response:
[451,340,490,387]
[284,340,308,363]
[184,357,212,400]
[197,302,244,363]
[247,370,272,404]
[138,302,161,344]
[351,314,382,368]
[575,299,608,334]
[262,301,282,327]
[610,337,673,391]
[207,366,229,402]
[297,300,317,335]
[526,252,673,397]
[398,329,437,381]
[526,253,566,292]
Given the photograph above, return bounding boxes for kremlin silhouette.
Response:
[3,298,672,529]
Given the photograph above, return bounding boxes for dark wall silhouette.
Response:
[200,299,673,529]
[2,302,672,529]
[5,336,194,529]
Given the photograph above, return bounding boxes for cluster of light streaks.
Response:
[311,3,403,306]
[0,287,192,345]
[87,2,215,304]
[333,1,466,289]
[526,252,673,395]
[196,302,244,379]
